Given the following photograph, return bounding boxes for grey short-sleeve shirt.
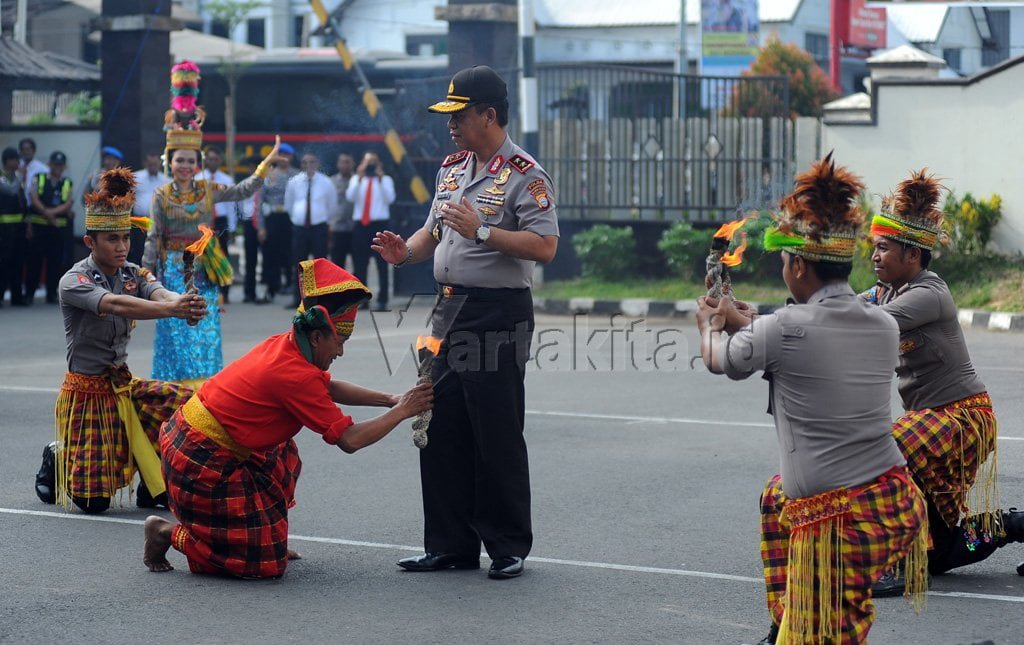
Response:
[722,283,906,499]
[60,256,165,375]
[426,136,559,289]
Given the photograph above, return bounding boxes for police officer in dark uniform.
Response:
[0,147,27,306]
[26,151,73,304]
[373,66,559,580]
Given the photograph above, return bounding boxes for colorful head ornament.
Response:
[292,259,372,363]
[871,169,945,250]
[163,61,205,171]
[763,152,864,264]
[84,168,151,232]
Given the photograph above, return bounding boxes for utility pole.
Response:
[14,0,27,43]
[518,0,537,155]
[829,0,849,93]
[98,0,180,169]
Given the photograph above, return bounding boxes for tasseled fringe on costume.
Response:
[903,509,930,614]
[956,401,1001,541]
[54,379,135,510]
[779,489,850,644]
[198,235,234,287]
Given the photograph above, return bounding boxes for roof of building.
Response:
[886,5,947,43]
[0,36,99,84]
[535,0,802,27]
[171,29,262,62]
[867,44,946,67]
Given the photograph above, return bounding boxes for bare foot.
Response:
[287,548,302,560]
[143,515,175,572]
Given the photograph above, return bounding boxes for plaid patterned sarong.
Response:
[160,406,302,578]
[760,468,927,644]
[893,393,998,530]
[54,366,192,506]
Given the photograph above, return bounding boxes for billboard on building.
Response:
[701,0,760,77]
[848,0,887,49]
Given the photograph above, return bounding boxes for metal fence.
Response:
[393,64,794,224]
[537,64,793,223]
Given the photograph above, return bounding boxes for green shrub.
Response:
[572,224,636,281]
[656,221,704,279]
[942,192,1002,257]
[66,94,101,125]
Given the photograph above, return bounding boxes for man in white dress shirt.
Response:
[347,151,395,310]
[284,151,337,308]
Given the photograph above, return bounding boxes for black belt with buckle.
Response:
[439,284,528,300]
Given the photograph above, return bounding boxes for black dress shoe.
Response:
[487,556,524,579]
[35,441,57,504]
[136,481,168,509]
[755,622,779,645]
[397,552,480,571]
[1003,508,1024,543]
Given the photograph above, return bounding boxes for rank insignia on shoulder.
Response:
[478,206,498,216]
[487,155,505,174]
[508,154,534,174]
[441,150,469,167]
[494,167,512,185]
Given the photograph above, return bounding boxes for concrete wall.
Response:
[5,129,101,236]
[822,60,1024,254]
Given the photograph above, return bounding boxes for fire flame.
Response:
[416,335,442,356]
[184,224,215,256]
[713,215,755,241]
[722,233,748,267]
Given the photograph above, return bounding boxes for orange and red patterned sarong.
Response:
[160,401,302,579]
[760,467,928,644]
[54,365,191,507]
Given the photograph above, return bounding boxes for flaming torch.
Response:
[182,224,215,326]
[412,335,443,449]
[706,216,754,300]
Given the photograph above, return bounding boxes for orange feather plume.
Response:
[892,169,943,226]
[83,167,137,213]
[777,151,864,240]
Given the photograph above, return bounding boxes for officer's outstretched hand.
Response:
[259,135,283,168]
[394,382,434,419]
[169,293,207,323]
[371,230,408,265]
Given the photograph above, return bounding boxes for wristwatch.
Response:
[474,223,490,245]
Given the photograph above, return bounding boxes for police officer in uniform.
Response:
[373,66,559,580]
[26,151,73,304]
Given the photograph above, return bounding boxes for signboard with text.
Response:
[849,0,886,49]
[701,0,760,77]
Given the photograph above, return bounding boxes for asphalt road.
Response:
[1,295,1022,644]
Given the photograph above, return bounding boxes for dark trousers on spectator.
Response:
[330,230,353,271]
[24,223,64,303]
[241,219,261,301]
[127,227,147,266]
[0,222,26,304]
[352,221,389,306]
[263,212,291,297]
[290,222,328,306]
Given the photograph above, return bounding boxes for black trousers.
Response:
[263,212,292,295]
[126,226,147,266]
[352,222,389,305]
[926,493,1003,575]
[24,223,65,303]
[290,223,328,303]
[330,230,353,271]
[241,219,261,300]
[421,286,534,559]
[0,222,26,304]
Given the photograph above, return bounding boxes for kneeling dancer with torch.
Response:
[697,153,928,644]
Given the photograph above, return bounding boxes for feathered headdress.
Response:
[871,169,945,250]
[84,168,151,232]
[163,61,205,171]
[763,152,865,263]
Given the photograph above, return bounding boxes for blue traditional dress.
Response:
[141,176,262,386]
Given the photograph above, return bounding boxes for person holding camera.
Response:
[347,151,395,310]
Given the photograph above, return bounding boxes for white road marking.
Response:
[2,388,1023,441]
[2,507,1022,604]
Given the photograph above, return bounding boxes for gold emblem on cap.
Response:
[448,80,455,94]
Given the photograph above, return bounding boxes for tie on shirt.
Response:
[304,176,312,227]
[361,177,373,226]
